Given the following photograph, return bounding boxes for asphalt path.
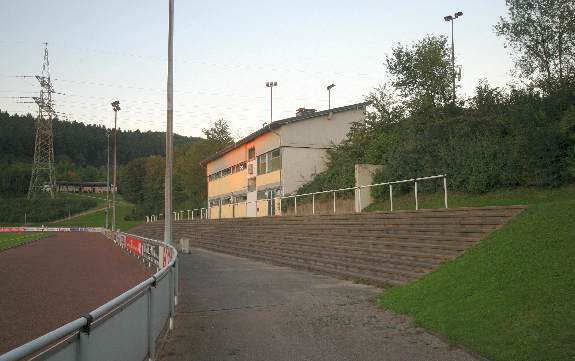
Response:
[157,248,477,361]
[0,232,151,354]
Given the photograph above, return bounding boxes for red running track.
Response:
[0,232,152,354]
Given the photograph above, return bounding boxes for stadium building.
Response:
[201,101,369,218]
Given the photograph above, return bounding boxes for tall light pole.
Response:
[105,129,110,229]
[111,100,120,232]
[266,81,277,123]
[164,0,174,245]
[327,84,335,110]
[444,11,463,104]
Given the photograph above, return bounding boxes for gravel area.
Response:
[157,248,478,361]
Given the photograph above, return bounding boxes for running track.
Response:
[0,232,151,354]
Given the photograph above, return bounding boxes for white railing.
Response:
[149,174,448,221]
[0,229,178,361]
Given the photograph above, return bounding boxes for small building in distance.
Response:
[56,181,109,194]
[201,101,369,218]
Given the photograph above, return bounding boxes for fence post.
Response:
[174,258,179,305]
[333,191,336,214]
[312,194,315,215]
[147,284,155,361]
[414,180,419,210]
[279,197,282,216]
[443,175,448,208]
[357,187,362,213]
[389,184,393,212]
[169,266,174,331]
[191,210,194,221]
[294,196,298,216]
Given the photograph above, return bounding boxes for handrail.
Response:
[156,174,448,221]
[0,230,178,361]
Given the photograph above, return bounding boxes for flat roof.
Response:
[200,101,370,166]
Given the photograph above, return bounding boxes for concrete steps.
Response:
[129,205,525,287]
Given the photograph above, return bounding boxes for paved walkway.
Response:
[158,248,477,361]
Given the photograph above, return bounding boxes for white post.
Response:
[443,176,448,208]
[414,180,419,210]
[191,210,194,220]
[357,187,362,213]
[312,194,315,215]
[294,196,298,216]
[279,197,282,216]
[187,209,190,220]
[389,184,393,212]
[333,191,336,214]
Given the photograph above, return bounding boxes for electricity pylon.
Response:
[28,43,56,199]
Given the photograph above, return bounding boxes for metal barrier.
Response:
[0,230,178,361]
[155,174,448,221]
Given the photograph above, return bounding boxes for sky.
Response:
[0,0,515,139]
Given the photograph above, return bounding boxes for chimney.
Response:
[296,107,317,116]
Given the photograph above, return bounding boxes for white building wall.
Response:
[279,107,365,195]
[281,147,328,194]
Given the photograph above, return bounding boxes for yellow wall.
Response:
[207,170,248,198]
[256,170,281,187]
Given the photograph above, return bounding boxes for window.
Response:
[257,153,267,175]
[234,193,247,203]
[248,147,255,160]
[248,177,256,192]
[256,148,281,175]
[257,190,269,200]
[269,148,281,172]
[208,161,247,182]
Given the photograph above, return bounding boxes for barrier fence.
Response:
[0,229,178,361]
[148,174,448,221]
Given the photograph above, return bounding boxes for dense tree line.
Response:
[0,110,200,195]
[298,0,575,198]
[119,119,234,217]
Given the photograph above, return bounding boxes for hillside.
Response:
[378,186,575,360]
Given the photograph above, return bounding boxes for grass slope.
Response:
[366,183,575,211]
[379,190,575,360]
[50,201,141,231]
[0,232,52,252]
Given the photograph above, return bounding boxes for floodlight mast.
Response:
[327,84,335,110]
[444,11,463,104]
[110,100,120,232]
[266,81,277,123]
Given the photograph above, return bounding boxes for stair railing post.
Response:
[312,194,315,215]
[414,179,419,210]
[333,191,336,214]
[389,184,393,212]
[443,175,448,208]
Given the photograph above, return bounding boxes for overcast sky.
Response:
[0,0,515,139]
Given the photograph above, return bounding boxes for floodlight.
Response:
[444,15,453,21]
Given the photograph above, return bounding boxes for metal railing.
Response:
[149,174,447,221]
[0,230,178,361]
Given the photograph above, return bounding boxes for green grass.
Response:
[378,187,575,360]
[0,232,52,252]
[50,201,141,231]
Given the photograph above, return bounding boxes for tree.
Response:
[385,35,453,111]
[202,118,234,148]
[495,0,575,92]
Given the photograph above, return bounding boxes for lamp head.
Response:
[111,100,120,111]
[327,84,335,91]
[444,15,453,21]
[455,11,463,18]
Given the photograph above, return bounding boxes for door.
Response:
[247,191,257,217]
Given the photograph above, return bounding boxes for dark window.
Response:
[248,147,255,160]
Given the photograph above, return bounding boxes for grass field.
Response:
[0,232,52,252]
[378,186,575,360]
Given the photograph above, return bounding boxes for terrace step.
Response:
[129,206,525,286]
